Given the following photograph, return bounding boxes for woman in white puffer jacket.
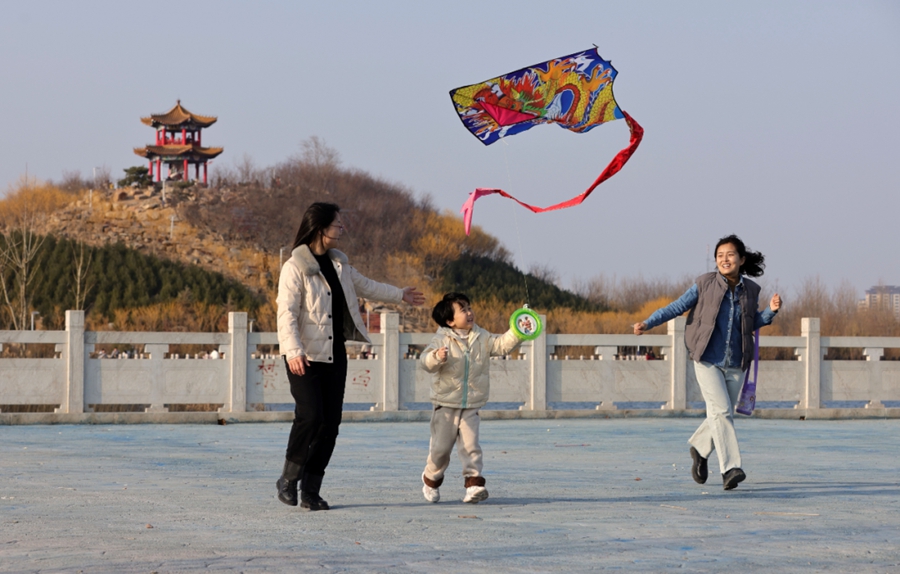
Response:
[275,202,424,511]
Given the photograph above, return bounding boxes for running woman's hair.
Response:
[431,292,471,327]
[291,202,341,250]
[715,234,765,277]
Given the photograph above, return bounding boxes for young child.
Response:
[419,293,524,503]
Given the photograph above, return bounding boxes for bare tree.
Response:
[58,170,91,194]
[528,263,561,287]
[572,273,694,313]
[71,240,95,311]
[235,154,260,185]
[298,136,341,194]
[0,181,46,329]
[92,165,112,191]
[0,177,70,329]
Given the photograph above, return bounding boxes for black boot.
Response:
[300,472,329,511]
[690,447,708,484]
[723,467,746,491]
[276,460,302,506]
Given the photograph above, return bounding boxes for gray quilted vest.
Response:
[684,272,761,371]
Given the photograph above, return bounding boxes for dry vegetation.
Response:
[1,138,898,350]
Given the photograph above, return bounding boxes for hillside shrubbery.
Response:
[6,235,261,330]
[439,254,601,313]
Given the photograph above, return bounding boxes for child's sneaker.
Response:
[422,473,440,503]
[463,485,489,503]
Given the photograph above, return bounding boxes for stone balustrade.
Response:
[1,312,899,423]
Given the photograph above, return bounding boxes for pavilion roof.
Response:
[140,101,218,128]
[134,145,224,160]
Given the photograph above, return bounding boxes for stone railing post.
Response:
[380,312,400,411]
[527,314,548,411]
[144,344,169,413]
[226,312,248,413]
[800,318,821,410]
[667,316,687,410]
[64,310,85,414]
[864,348,885,409]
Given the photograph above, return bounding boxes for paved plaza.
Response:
[2,418,899,573]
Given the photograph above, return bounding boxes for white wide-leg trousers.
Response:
[689,361,745,475]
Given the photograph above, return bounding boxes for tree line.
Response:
[2,234,261,331]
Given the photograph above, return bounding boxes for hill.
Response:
[11,143,598,333]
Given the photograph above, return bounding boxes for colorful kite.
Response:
[450,47,644,234]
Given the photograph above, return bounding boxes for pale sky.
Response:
[2,1,898,298]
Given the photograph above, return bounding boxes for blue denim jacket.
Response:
[643,276,777,369]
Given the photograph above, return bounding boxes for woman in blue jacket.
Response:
[634,235,782,490]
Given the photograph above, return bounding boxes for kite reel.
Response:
[510,305,543,341]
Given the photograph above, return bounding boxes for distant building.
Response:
[133,100,223,185]
[858,286,900,319]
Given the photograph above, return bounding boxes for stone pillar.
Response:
[64,310,85,414]
[144,344,170,413]
[224,312,248,413]
[527,314,548,411]
[380,312,400,412]
[594,346,617,361]
[667,316,687,410]
[800,318,821,410]
[864,348,885,409]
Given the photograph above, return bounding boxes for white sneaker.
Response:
[463,485,488,504]
[422,473,440,503]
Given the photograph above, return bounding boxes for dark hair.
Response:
[291,202,340,250]
[431,292,471,327]
[715,234,765,277]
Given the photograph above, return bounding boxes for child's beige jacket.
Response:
[420,325,522,409]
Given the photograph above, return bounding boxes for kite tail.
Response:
[460,112,644,235]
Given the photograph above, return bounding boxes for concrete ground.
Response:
[2,418,899,573]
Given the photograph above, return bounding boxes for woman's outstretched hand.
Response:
[633,322,647,336]
[770,293,782,311]
[287,355,309,376]
[402,287,426,306]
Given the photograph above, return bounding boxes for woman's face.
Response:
[715,242,745,280]
[320,213,344,250]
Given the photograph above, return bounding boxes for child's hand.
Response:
[436,347,448,362]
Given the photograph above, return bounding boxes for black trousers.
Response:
[284,353,348,477]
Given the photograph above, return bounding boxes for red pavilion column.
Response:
[181,128,186,144]
[203,162,208,185]
[148,160,153,182]
[183,158,188,181]
[156,159,161,181]
[195,163,200,180]
[197,130,201,146]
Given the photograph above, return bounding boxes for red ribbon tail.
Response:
[459,112,644,233]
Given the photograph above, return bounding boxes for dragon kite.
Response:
[450,47,644,234]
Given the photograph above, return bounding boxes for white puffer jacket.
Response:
[277,245,404,363]
[420,325,522,409]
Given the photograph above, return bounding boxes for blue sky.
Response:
[2,1,898,297]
